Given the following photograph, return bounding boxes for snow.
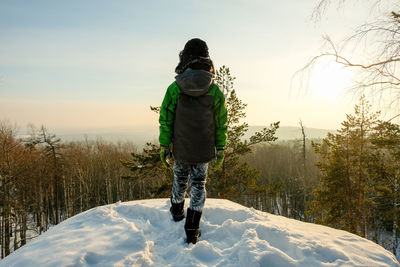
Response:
[1,198,399,267]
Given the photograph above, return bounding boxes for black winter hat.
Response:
[175,38,214,74]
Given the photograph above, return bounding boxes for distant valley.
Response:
[49,125,334,146]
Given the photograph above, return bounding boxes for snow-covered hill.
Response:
[1,199,398,267]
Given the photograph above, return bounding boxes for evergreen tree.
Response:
[124,66,279,204]
[309,96,380,236]
[369,121,400,254]
[208,66,280,202]
[120,143,172,198]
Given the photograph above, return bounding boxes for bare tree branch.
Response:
[299,1,400,118]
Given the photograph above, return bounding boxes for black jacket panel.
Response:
[173,93,216,163]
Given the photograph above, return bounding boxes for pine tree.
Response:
[369,121,400,254]
[120,143,172,198]
[309,96,380,235]
[126,66,279,205]
[310,131,356,231]
[208,66,280,203]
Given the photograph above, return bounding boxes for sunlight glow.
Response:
[309,62,353,99]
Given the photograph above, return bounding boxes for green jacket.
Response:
[159,81,227,151]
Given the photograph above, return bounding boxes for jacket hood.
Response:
[175,68,214,97]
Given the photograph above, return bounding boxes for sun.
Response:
[309,61,353,99]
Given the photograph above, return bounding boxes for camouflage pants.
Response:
[171,161,208,212]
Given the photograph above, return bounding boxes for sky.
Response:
[0,0,394,134]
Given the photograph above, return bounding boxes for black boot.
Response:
[184,208,202,244]
[170,197,185,222]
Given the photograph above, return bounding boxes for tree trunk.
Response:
[221,160,227,199]
[4,207,10,256]
[393,176,398,256]
[20,211,27,247]
[13,216,18,251]
[299,120,307,221]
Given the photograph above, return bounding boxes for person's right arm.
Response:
[159,82,180,147]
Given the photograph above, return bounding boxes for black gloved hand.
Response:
[160,145,171,168]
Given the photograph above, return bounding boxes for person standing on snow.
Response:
[158,38,228,244]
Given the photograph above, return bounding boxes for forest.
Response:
[1,66,400,259]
